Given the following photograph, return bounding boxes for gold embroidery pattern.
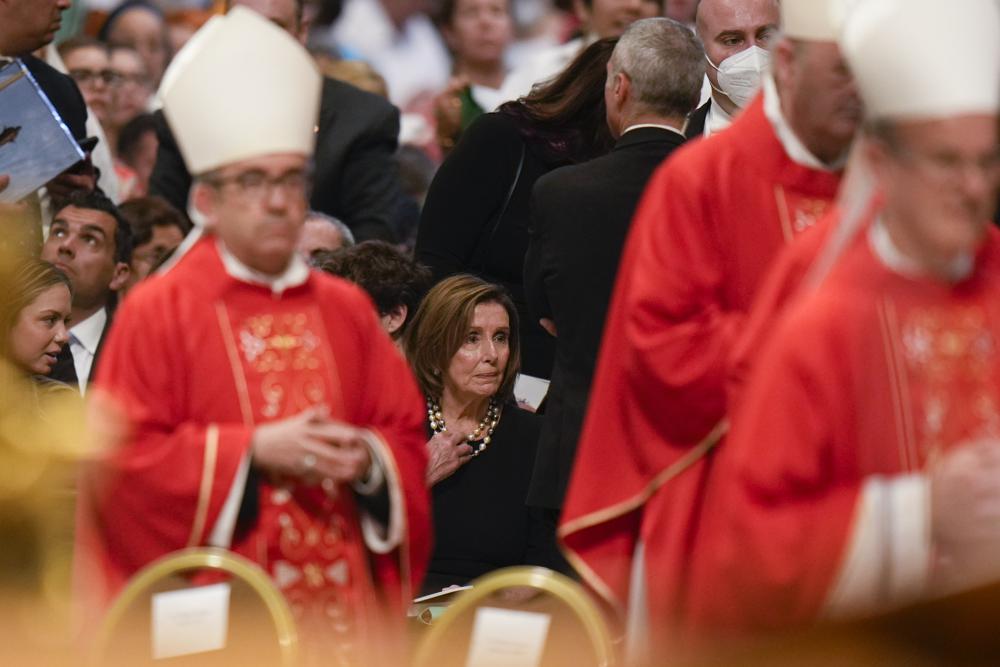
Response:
[218,303,371,663]
[239,313,322,374]
[235,311,327,418]
[791,197,829,234]
[267,488,366,666]
[900,305,1000,460]
[774,186,830,243]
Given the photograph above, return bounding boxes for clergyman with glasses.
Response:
[73,9,431,664]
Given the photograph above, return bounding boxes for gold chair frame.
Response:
[413,566,616,667]
[91,547,298,667]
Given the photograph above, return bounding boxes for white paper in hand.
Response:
[513,374,550,412]
[151,582,231,659]
[465,607,551,667]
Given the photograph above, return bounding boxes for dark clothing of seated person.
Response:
[404,275,563,594]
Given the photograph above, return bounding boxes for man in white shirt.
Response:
[40,189,131,392]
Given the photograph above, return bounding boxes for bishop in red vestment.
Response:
[559,10,855,632]
[688,218,1000,636]
[76,236,430,655]
[73,9,431,665]
[684,0,1000,642]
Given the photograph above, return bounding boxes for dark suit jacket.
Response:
[523,127,687,509]
[685,100,710,140]
[416,112,561,378]
[150,77,405,242]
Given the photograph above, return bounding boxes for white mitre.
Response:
[841,0,1000,120]
[157,6,321,175]
[782,0,846,41]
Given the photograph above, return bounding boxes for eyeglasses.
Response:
[894,147,1000,186]
[113,72,150,88]
[68,68,121,87]
[205,169,310,202]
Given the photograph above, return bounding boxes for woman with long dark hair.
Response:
[415,38,617,380]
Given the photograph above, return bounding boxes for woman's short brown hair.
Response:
[404,274,520,401]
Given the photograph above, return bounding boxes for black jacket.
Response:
[523,127,687,509]
[422,405,561,594]
[685,100,711,140]
[150,77,405,242]
[415,112,563,379]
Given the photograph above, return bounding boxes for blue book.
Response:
[0,59,84,203]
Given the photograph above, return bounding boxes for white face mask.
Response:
[706,45,771,108]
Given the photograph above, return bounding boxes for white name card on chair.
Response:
[151,582,231,659]
[464,607,551,667]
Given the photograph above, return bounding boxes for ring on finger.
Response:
[302,453,317,472]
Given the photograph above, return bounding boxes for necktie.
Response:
[49,338,78,389]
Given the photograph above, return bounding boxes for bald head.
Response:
[696,0,779,53]
[696,0,779,113]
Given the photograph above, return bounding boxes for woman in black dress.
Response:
[415,39,617,379]
[404,274,562,594]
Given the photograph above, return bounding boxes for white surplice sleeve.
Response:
[823,473,933,618]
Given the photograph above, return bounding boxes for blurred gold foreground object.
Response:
[93,546,299,666]
[414,566,616,667]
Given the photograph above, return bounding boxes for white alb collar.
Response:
[216,239,310,295]
[70,307,107,355]
[868,218,973,283]
[763,73,846,172]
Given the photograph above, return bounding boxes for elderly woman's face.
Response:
[8,284,71,376]
[444,301,510,401]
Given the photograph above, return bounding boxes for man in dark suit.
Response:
[41,189,132,393]
[523,17,704,517]
[150,0,405,243]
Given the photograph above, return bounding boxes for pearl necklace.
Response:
[427,397,501,456]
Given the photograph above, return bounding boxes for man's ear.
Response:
[863,133,891,181]
[109,262,131,292]
[191,180,217,230]
[614,72,629,104]
[771,38,798,94]
[381,304,408,337]
[573,0,592,27]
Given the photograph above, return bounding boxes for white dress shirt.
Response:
[69,306,107,393]
[704,98,734,137]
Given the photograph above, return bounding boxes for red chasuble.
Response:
[558,96,843,625]
[687,223,1000,636]
[75,236,430,662]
